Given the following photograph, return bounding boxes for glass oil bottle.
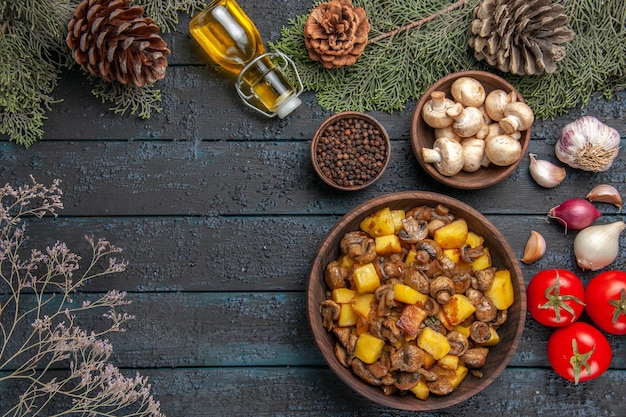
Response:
[189,0,302,118]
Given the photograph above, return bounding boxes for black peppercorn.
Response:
[314,115,389,189]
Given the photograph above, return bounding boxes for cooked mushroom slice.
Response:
[439,255,460,279]
[377,253,406,280]
[461,347,490,368]
[320,300,340,331]
[390,344,425,372]
[380,317,404,344]
[415,239,443,261]
[465,287,483,304]
[399,216,429,244]
[380,384,399,396]
[333,327,351,348]
[451,270,472,294]
[334,342,351,367]
[333,327,357,356]
[430,204,455,224]
[375,284,397,317]
[394,371,421,391]
[339,231,376,264]
[366,361,390,379]
[422,296,441,317]
[351,359,383,386]
[405,205,432,221]
[427,376,455,396]
[430,276,455,304]
[491,308,508,326]
[469,321,493,344]
[472,267,495,292]
[324,260,348,290]
[460,244,485,263]
[403,266,431,294]
[427,218,446,235]
[424,316,448,334]
[446,331,470,356]
[474,295,498,322]
[381,373,397,387]
[419,367,438,382]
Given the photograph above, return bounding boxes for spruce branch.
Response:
[367,0,471,45]
[272,0,626,118]
[91,77,163,120]
[0,0,201,147]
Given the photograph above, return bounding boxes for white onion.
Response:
[574,221,626,271]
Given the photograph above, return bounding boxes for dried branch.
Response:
[0,177,165,417]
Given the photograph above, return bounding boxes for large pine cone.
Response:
[468,0,575,76]
[304,0,370,69]
[66,0,171,87]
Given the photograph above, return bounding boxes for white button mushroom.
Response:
[447,106,486,138]
[421,91,456,128]
[422,137,464,176]
[499,101,534,134]
[461,137,486,172]
[450,77,486,108]
[484,89,517,121]
[485,134,522,166]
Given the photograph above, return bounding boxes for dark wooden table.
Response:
[1,1,625,416]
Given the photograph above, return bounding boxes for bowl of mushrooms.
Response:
[411,71,533,189]
[307,191,526,410]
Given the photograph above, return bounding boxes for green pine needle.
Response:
[0,0,204,147]
[271,0,626,119]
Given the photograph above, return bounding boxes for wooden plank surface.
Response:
[1,2,625,416]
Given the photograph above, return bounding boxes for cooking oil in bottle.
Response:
[189,0,302,118]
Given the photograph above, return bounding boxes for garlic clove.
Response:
[586,184,622,212]
[574,221,626,271]
[521,230,546,264]
[528,153,566,188]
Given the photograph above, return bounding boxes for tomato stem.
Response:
[609,289,626,324]
[539,271,585,323]
[569,338,594,385]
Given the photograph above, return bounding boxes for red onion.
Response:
[548,198,601,231]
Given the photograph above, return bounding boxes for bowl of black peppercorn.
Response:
[311,112,391,191]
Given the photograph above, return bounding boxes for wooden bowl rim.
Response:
[311,111,391,191]
[307,191,527,410]
[410,70,531,190]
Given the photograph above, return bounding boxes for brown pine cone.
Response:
[304,0,370,69]
[66,0,171,87]
[468,0,575,76]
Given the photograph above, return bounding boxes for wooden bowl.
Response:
[311,112,390,191]
[410,70,530,189]
[307,191,526,410]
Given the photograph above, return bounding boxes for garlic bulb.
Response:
[556,116,620,172]
[574,221,626,271]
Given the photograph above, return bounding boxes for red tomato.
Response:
[547,322,612,384]
[585,270,626,335]
[527,269,585,327]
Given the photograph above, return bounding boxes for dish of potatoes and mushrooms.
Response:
[320,204,514,400]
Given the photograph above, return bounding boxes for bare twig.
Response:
[367,0,471,45]
[1,8,14,36]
